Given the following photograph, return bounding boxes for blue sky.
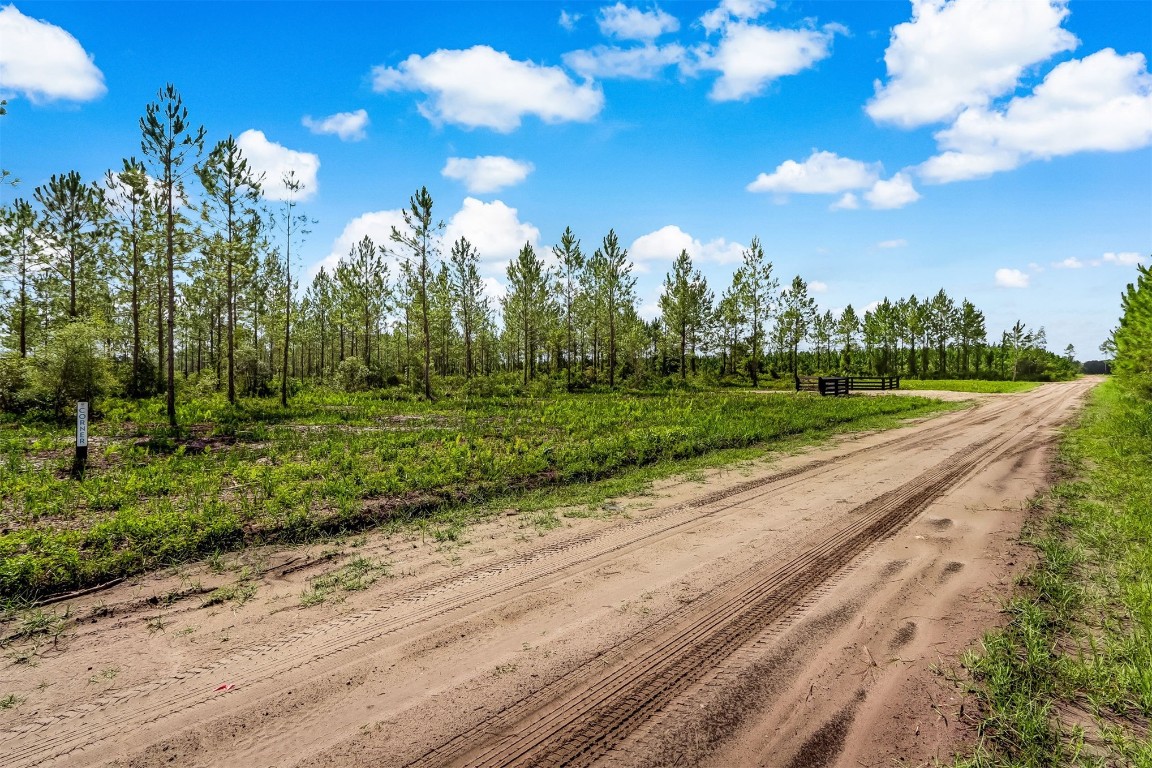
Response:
[2,0,1150,359]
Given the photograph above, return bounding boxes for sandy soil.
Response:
[0,379,1096,768]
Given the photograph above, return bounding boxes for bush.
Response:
[28,322,112,420]
[337,356,369,392]
[0,353,32,414]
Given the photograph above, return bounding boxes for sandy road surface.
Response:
[0,379,1095,768]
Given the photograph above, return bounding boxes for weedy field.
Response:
[0,388,953,600]
[899,379,1044,394]
[959,378,1152,767]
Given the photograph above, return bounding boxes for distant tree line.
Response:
[1,85,1081,423]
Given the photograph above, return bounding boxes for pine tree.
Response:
[0,200,39,357]
[733,237,777,386]
[141,84,205,427]
[449,237,484,379]
[778,275,816,387]
[197,136,262,404]
[552,227,584,391]
[506,242,548,385]
[105,159,157,395]
[391,187,441,400]
[33,171,107,323]
[659,249,711,381]
[595,229,636,388]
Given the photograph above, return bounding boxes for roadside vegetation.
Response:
[0,386,952,600]
[900,379,1042,394]
[959,263,1151,766]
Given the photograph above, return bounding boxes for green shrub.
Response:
[28,322,112,420]
[337,356,369,392]
[0,353,31,414]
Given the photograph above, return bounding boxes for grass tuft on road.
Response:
[958,378,1152,767]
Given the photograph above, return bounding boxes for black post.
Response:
[72,401,88,480]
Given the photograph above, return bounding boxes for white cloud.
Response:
[1102,251,1145,267]
[864,173,921,209]
[441,156,534,194]
[876,239,908,249]
[598,3,679,41]
[481,276,507,302]
[301,109,369,141]
[445,198,540,266]
[372,45,603,132]
[563,43,685,80]
[701,0,775,34]
[1053,257,1083,269]
[920,49,1152,183]
[0,5,105,103]
[629,224,745,273]
[310,208,407,283]
[862,300,882,314]
[830,192,859,210]
[995,268,1030,288]
[559,10,581,31]
[867,0,1077,128]
[235,130,320,202]
[747,150,879,194]
[694,22,837,101]
[809,280,828,293]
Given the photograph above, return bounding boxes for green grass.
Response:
[299,556,390,607]
[900,379,1045,394]
[0,387,954,599]
[957,378,1152,767]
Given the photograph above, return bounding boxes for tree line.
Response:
[1,85,1078,423]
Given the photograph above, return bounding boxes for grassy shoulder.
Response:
[900,379,1045,394]
[0,388,956,600]
[958,377,1152,767]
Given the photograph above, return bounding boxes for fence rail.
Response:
[846,376,901,390]
[796,375,900,396]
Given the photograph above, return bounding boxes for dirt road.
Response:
[0,379,1095,767]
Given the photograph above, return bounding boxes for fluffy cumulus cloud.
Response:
[372,45,603,132]
[867,0,1077,128]
[629,225,745,273]
[1051,252,1146,269]
[558,10,581,31]
[863,173,921,210]
[0,5,105,103]
[700,0,775,33]
[597,3,679,41]
[693,22,838,101]
[995,268,1030,288]
[444,198,540,265]
[309,209,407,282]
[809,280,828,293]
[441,156,534,194]
[747,151,919,210]
[301,109,369,141]
[1102,251,1146,267]
[830,193,859,211]
[563,43,685,80]
[747,150,879,195]
[235,130,320,201]
[920,49,1152,183]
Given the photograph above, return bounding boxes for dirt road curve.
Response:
[0,379,1095,768]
